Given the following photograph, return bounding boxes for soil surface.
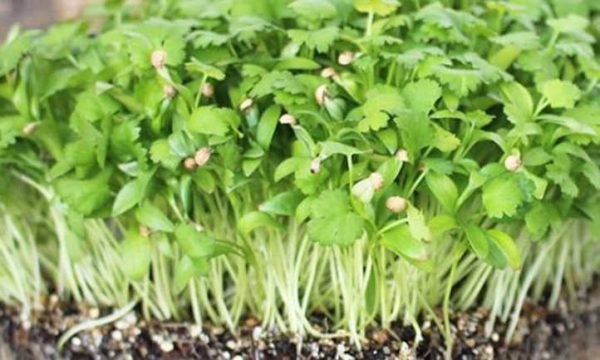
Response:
[1,287,599,360]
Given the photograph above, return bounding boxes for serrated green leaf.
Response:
[525,201,557,239]
[407,205,431,242]
[540,79,581,109]
[150,139,181,169]
[189,106,240,136]
[482,174,524,218]
[308,190,364,246]
[55,170,112,216]
[401,79,441,114]
[288,27,339,53]
[358,85,405,132]
[433,125,460,152]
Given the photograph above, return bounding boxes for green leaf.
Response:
[525,202,556,239]
[482,174,524,218]
[320,141,363,157]
[288,27,339,53]
[295,196,315,223]
[491,32,541,50]
[150,139,181,169]
[238,211,282,234]
[376,157,402,191]
[429,215,458,238]
[358,85,405,132]
[289,0,337,21]
[135,202,174,232]
[257,104,281,150]
[501,82,534,124]
[540,79,581,109]
[395,111,433,157]
[433,125,460,152]
[120,233,151,280]
[274,57,321,70]
[376,129,398,154]
[308,190,364,246]
[113,170,155,216]
[426,172,458,213]
[242,157,262,177]
[463,223,489,259]
[434,67,482,97]
[192,168,216,194]
[582,162,600,189]
[258,191,304,216]
[546,155,579,197]
[354,0,400,16]
[189,106,240,136]
[523,147,552,166]
[487,229,521,270]
[0,30,36,76]
[55,170,112,216]
[174,256,210,292]
[407,205,431,242]
[185,58,226,80]
[175,224,217,258]
[547,15,589,34]
[401,79,441,114]
[381,225,427,261]
[274,157,305,182]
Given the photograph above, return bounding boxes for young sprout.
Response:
[370,172,385,191]
[310,157,322,174]
[139,225,151,237]
[240,98,254,112]
[504,154,522,172]
[338,51,356,66]
[151,49,168,70]
[315,85,329,106]
[163,84,177,99]
[194,147,212,167]
[183,158,197,171]
[320,67,337,79]
[386,196,407,214]
[279,113,297,126]
[395,149,409,163]
[22,122,38,135]
[202,83,215,98]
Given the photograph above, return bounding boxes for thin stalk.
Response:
[57,300,138,350]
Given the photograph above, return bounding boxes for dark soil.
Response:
[1,287,599,360]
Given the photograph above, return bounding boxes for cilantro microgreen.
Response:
[1,0,600,350]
